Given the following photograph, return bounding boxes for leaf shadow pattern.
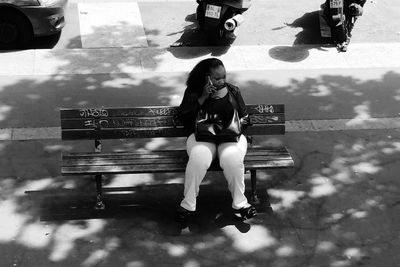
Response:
[1,33,400,266]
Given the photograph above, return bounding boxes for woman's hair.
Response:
[186,58,224,95]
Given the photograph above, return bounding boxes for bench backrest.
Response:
[60,104,285,140]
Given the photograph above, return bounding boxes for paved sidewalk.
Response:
[1,129,399,266]
[1,0,400,266]
[2,43,400,76]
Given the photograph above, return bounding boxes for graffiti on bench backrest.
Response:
[254,105,274,114]
[82,118,176,129]
[148,108,175,116]
[79,109,109,118]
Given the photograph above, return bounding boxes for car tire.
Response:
[0,10,33,49]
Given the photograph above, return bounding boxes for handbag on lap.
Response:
[195,108,242,143]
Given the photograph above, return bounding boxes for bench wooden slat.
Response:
[61,117,180,129]
[61,159,294,175]
[61,127,186,140]
[249,114,285,124]
[245,125,285,135]
[60,104,284,119]
[244,160,295,169]
[60,114,285,130]
[61,124,285,140]
[63,150,188,159]
[60,106,179,119]
[61,147,294,175]
[63,151,292,159]
[247,104,284,115]
[62,147,290,158]
[62,154,293,167]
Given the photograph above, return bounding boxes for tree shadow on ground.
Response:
[29,183,264,237]
[269,10,332,63]
[1,24,400,266]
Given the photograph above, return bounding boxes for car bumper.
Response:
[23,0,67,36]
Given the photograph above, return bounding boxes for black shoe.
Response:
[235,205,257,220]
[337,42,348,52]
[175,206,195,223]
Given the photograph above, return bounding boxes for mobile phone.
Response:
[208,76,214,86]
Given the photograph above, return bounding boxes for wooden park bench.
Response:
[60,104,294,210]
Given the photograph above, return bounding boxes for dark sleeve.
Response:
[178,89,201,135]
[233,86,248,118]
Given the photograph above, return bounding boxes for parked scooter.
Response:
[321,0,366,52]
[196,0,251,44]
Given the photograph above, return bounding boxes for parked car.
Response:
[0,0,67,49]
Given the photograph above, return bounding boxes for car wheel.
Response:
[0,10,33,49]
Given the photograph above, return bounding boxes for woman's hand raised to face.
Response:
[202,83,217,98]
[198,78,217,105]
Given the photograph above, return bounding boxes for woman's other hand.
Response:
[240,115,251,126]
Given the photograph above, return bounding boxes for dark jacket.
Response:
[178,83,247,136]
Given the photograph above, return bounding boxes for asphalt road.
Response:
[31,0,400,49]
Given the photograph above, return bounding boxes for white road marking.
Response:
[78,2,148,48]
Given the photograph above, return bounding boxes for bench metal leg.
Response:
[95,174,105,209]
[250,170,260,204]
[250,170,273,212]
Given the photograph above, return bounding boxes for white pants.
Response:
[180,133,249,211]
